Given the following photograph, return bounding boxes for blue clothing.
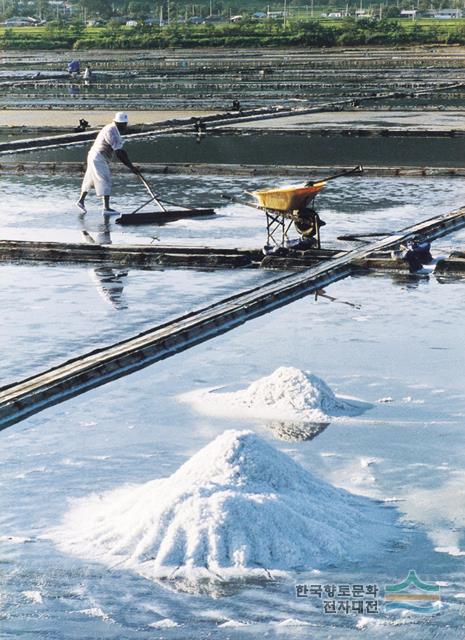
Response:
[68,60,80,74]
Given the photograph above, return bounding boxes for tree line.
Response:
[2,0,465,23]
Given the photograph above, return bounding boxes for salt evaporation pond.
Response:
[8,130,465,167]
[2,46,464,112]
[2,172,465,637]
[1,172,465,387]
[0,263,277,387]
[2,172,465,250]
[2,270,465,637]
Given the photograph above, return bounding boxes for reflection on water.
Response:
[267,420,329,442]
[157,574,276,597]
[436,274,465,285]
[385,271,431,291]
[89,267,128,310]
[81,216,128,310]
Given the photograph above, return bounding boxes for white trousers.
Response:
[81,151,112,197]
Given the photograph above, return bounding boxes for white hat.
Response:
[114,112,128,123]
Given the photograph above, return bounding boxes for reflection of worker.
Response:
[90,265,128,310]
[67,84,80,96]
[76,112,139,215]
[80,219,128,310]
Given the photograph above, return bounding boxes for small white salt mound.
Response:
[180,367,370,424]
[48,431,394,582]
[149,619,179,628]
[78,607,112,621]
[276,618,313,627]
[218,619,249,628]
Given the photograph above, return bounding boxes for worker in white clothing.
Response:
[76,112,139,215]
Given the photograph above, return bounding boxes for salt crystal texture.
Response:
[23,591,43,604]
[48,430,394,582]
[180,367,371,424]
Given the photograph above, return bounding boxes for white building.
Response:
[434,9,462,18]
[400,9,418,18]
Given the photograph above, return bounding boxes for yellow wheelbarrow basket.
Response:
[252,181,326,212]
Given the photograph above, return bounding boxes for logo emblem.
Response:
[385,570,441,614]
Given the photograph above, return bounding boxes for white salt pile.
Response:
[180,366,371,424]
[48,430,395,582]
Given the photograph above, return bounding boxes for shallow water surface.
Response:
[7,130,465,166]
[1,172,465,638]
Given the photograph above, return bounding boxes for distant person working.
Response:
[76,112,139,215]
[68,59,80,76]
[83,65,93,86]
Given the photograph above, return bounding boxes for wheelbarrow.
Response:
[223,166,363,250]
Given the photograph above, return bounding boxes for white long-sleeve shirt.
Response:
[89,122,123,160]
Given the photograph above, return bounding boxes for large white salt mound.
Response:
[48,430,395,582]
[180,366,371,424]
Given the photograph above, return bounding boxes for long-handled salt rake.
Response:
[115,173,216,226]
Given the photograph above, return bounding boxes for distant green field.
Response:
[0,17,465,35]
[318,17,465,28]
[403,18,465,27]
[2,17,465,49]
[0,26,43,35]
